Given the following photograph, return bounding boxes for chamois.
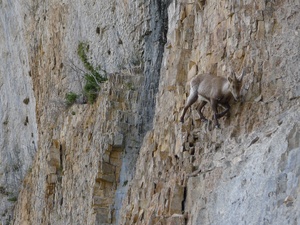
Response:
[180,70,245,128]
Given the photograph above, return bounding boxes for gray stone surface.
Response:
[187,107,300,225]
[0,0,299,225]
[120,0,300,224]
[0,2,38,223]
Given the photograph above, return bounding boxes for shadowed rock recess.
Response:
[0,0,299,224]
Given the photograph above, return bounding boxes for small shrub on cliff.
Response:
[66,42,108,105]
[77,42,107,103]
[65,92,78,106]
[7,196,17,202]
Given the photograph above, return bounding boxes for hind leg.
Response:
[180,90,198,123]
[196,101,208,122]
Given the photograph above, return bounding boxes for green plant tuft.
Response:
[77,42,107,104]
[8,196,17,202]
[65,92,78,106]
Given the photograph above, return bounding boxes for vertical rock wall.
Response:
[6,0,168,224]
[137,0,170,134]
[120,0,300,224]
[0,1,38,223]
[0,0,299,225]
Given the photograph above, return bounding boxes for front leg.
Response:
[210,99,220,128]
[180,90,198,123]
[216,102,230,119]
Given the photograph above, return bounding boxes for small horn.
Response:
[238,68,247,81]
[234,72,239,80]
[227,71,235,82]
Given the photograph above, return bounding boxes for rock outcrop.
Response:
[0,0,299,225]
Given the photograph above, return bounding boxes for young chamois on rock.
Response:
[180,69,245,128]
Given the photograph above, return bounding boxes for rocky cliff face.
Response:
[0,1,38,223]
[120,1,300,224]
[0,0,299,225]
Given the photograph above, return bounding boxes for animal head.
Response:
[227,70,245,101]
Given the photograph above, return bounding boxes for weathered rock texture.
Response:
[0,0,299,225]
[0,1,38,223]
[3,0,168,224]
[121,0,300,224]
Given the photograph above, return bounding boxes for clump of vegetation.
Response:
[65,92,78,106]
[7,196,17,202]
[77,42,107,104]
[65,42,107,105]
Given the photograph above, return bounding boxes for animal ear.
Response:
[234,72,239,79]
[238,68,246,81]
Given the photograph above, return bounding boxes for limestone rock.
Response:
[0,0,299,225]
